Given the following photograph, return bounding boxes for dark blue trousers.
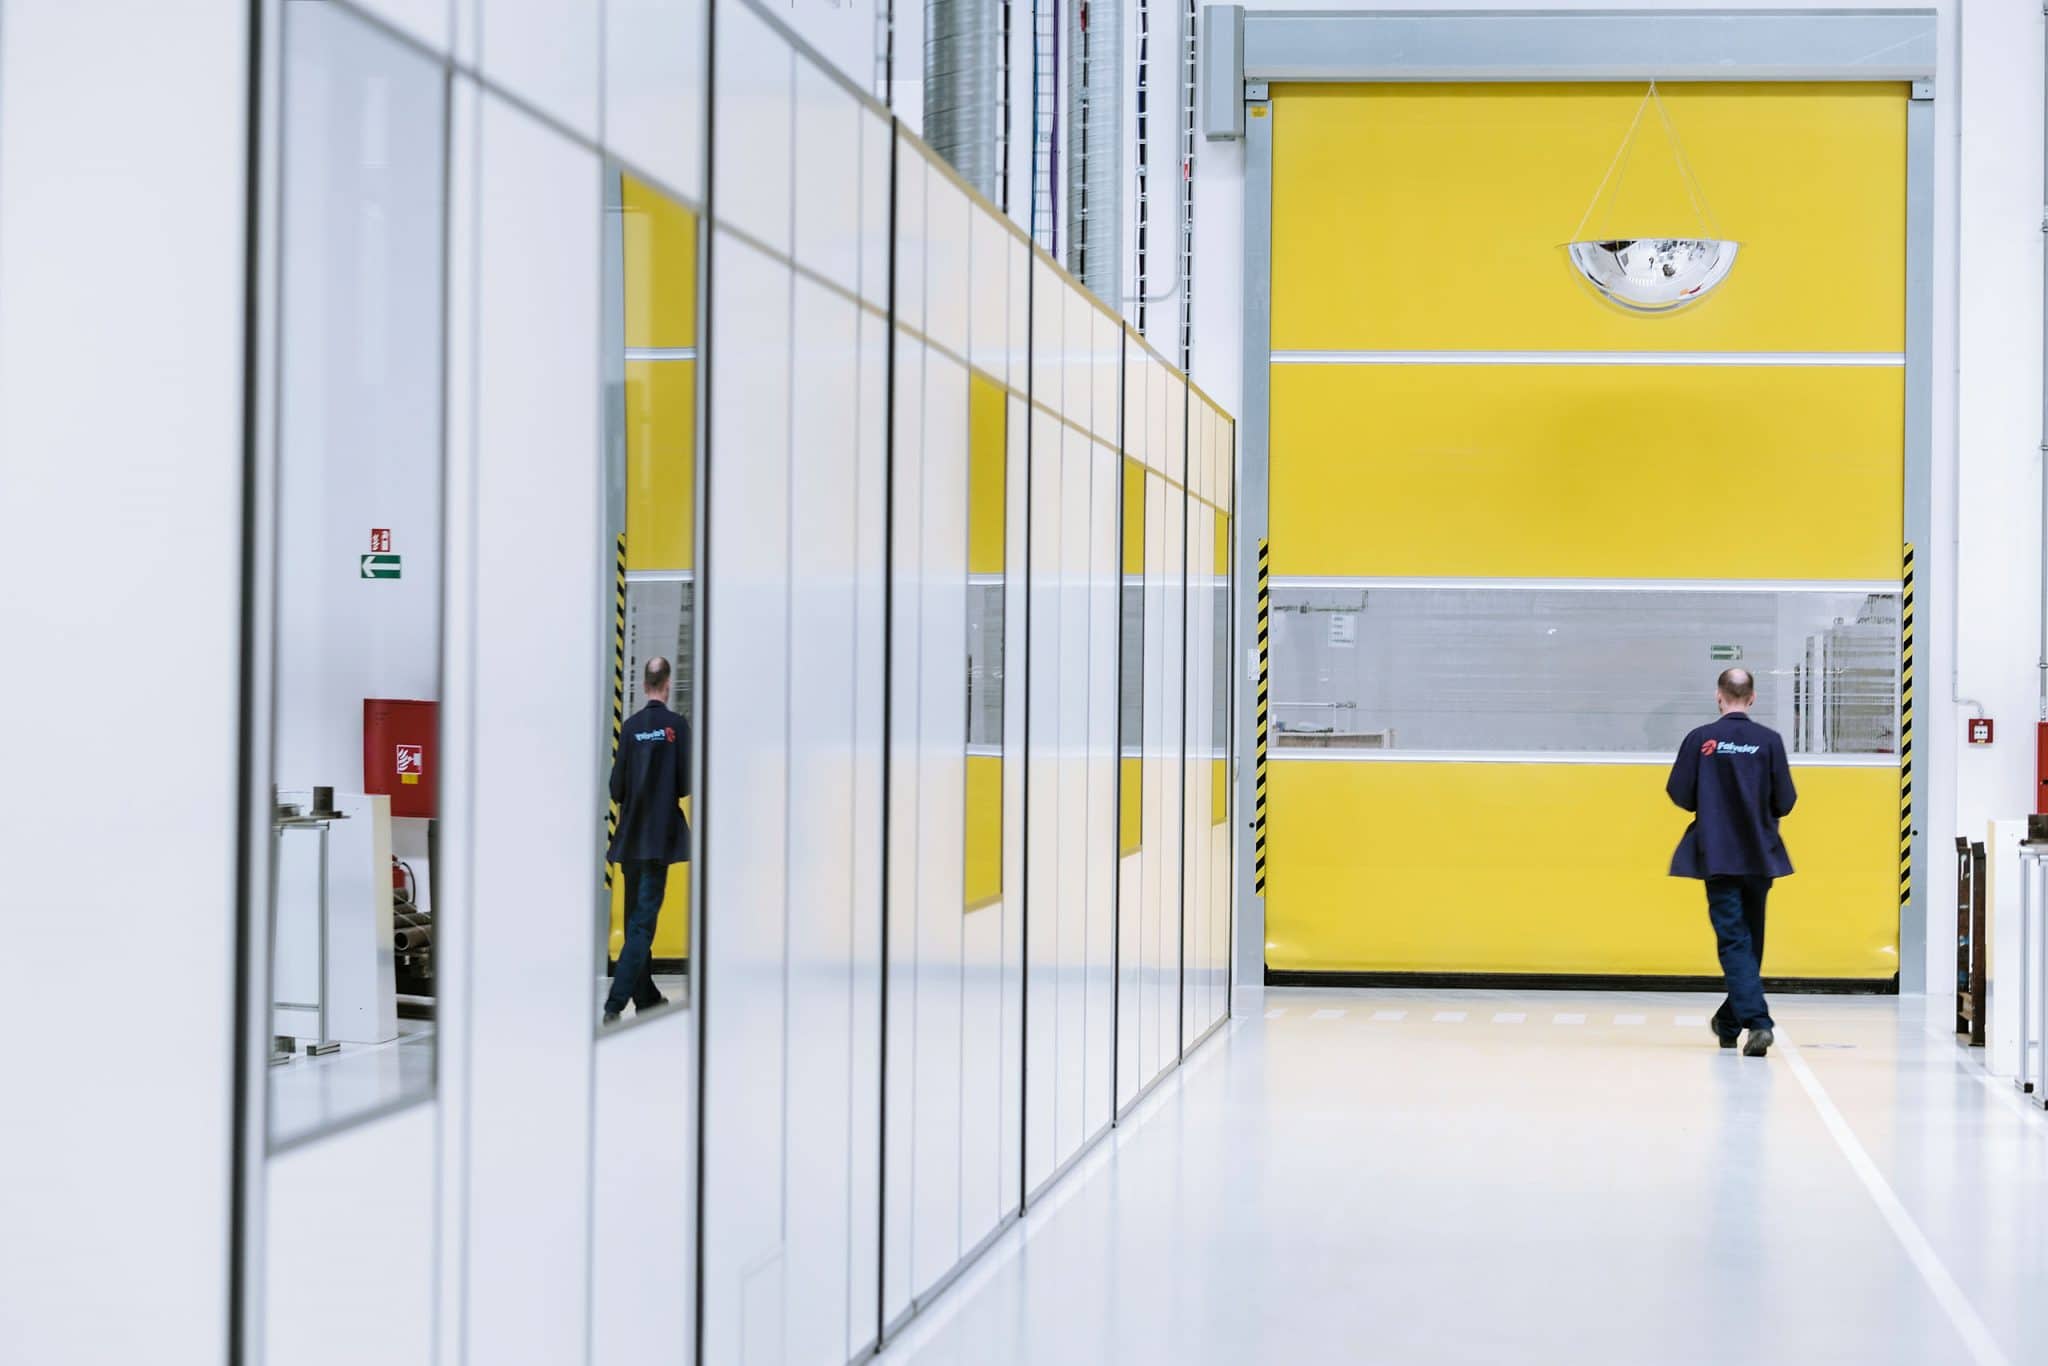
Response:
[1706,875,1774,1034]
[607,859,669,1014]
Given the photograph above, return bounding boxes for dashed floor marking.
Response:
[1493,1012,1526,1024]
[1675,1014,1708,1027]
[1311,1009,1346,1021]
[1614,1014,1646,1026]
[1554,1013,1586,1025]
[1372,1010,1408,1022]
[1264,1008,1287,1019]
[1433,1011,1467,1023]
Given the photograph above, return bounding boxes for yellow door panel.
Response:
[609,863,691,959]
[1271,362,1902,580]
[966,754,1003,911]
[969,372,1008,574]
[621,174,698,350]
[1121,755,1143,855]
[624,359,696,571]
[1271,83,1907,354]
[1265,760,1898,979]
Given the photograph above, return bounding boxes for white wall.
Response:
[1947,1,2044,1015]
[0,6,251,1364]
[1186,0,2048,1006]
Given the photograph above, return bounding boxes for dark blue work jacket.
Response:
[1665,711,1797,880]
[608,702,692,864]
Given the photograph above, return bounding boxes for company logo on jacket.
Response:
[634,727,676,743]
[1701,738,1759,757]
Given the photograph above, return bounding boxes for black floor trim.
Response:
[1264,968,1899,995]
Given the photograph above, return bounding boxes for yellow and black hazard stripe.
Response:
[1254,539,1270,895]
[606,532,627,889]
[1899,541,1914,915]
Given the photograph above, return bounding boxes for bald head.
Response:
[643,655,671,703]
[1717,667,1755,712]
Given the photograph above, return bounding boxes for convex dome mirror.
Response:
[1565,238,1739,314]
[1564,84,1735,316]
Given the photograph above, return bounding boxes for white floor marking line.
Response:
[1554,1013,1586,1025]
[1493,1012,1526,1024]
[1371,1009,1408,1022]
[1614,1014,1646,1026]
[1675,1014,1708,1027]
[1782,1034,2012,1366]
[1311,1009,1346,1020]
[1433,1011,1467,1023]
[1264,1008,1287,1019]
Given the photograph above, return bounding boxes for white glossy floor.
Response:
[270,1018,434,1147]
[876,987,2047,1366]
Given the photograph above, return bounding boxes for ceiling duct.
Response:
[926,0,1005,204]
[1066,0,1122,303]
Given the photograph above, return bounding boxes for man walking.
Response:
[1665,667,1796,1057]
[605,655,692,1025]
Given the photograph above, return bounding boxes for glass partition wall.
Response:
[600,169,702,1027]
[266,0,446,1151]
[240,4,1235,1363]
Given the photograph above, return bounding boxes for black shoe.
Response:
[1743,1027,1774,1057]
[602,1009,622,1026]
[636,994,671,1014]
[1712,1023,1739,1049]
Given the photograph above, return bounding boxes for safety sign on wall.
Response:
[362,529,400,580]
[396,743,424,785]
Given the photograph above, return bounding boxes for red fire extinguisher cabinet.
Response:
[364,699,439,819]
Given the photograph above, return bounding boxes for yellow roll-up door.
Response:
[1266,83,1906,980]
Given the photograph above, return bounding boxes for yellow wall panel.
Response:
[966,754,1003,910]
[624,359,696,571]
[621,174,697,349]
[1271,83,1907,354]
[1212,758,1228,827]
[1271,362,1902,580]
[969,372,1007,575]
[1265,760,1898,978]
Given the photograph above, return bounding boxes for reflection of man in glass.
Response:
[605,656,691,1025]
[1665,668,1797,1058]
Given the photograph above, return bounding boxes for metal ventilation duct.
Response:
[926,0,1004,203]
[1066,0,1122,302]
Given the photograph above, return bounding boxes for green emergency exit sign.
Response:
[360,554,402,581]
[1710,644,1742,661]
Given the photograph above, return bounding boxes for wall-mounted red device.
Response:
[364,698,438,819]
[1968,717,1995,745]
[2038,723,2048,816]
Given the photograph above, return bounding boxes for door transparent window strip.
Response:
[1270,350,1905,367]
